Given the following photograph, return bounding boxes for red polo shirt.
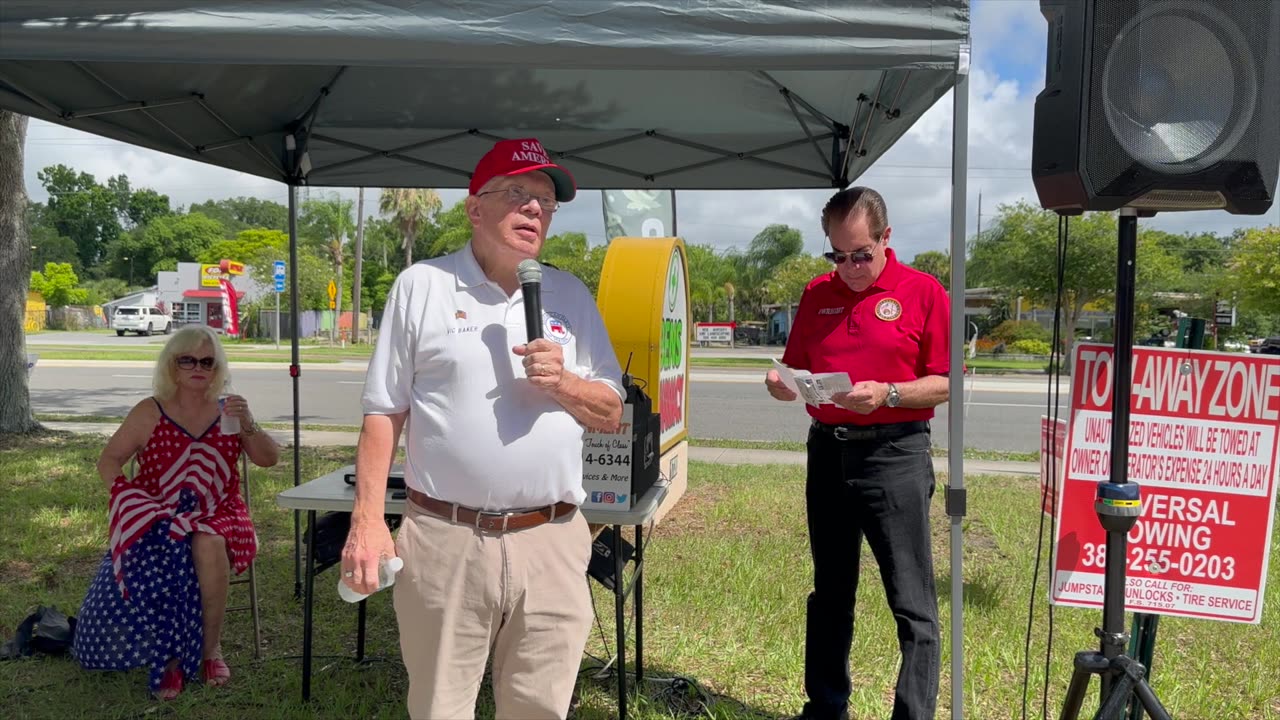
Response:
[781,248,950,426]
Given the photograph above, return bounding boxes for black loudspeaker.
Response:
[623,376,660,501]
[1033,0,1280,215]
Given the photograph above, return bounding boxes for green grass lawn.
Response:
[1,433,1276,719]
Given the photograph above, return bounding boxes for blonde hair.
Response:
[153,325,230,402]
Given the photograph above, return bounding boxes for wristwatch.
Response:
[885,383,901,408]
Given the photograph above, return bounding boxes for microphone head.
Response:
[516,259,543,286]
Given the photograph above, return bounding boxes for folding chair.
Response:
[226,452,264,658]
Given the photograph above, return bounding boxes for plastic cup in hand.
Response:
[219,395,240,435]
[338,556,405,603]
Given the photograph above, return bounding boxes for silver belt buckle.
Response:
[477,510,513,532]
[833,425,849,441]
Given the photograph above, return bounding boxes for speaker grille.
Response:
[1087,0,1273,188]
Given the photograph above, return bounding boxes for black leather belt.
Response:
[811,419,929,442]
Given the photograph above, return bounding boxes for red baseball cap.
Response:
[468,138,576,202]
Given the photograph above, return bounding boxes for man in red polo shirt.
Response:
[766,186,950,720]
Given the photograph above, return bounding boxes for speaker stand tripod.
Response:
[1058,209,1171,720]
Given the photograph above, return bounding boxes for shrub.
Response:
[990,320,1050,344]
[1011,339,1053,356]
[974,337,1001,353]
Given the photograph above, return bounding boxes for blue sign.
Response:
[274,279,286,293]
[273,260,286,279]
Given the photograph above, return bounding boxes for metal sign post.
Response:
[274,260,286,350]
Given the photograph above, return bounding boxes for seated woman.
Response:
[73,325,279,700]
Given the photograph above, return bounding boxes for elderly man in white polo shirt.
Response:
[340,137,624,720]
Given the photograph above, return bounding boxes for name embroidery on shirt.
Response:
[875,298,903,321]
[818,307,845,315]
[544,311,573,345]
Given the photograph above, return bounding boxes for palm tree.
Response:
[379,188,442,269]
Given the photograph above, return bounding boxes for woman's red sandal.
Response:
[202,658,231,686]
[154,668,184,700]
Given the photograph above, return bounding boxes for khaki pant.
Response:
[393,497,594,720]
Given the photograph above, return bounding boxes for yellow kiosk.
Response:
[595,236,690,524]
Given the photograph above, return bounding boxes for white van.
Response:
[113,306,172,336]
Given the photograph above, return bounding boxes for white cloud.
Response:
[20,5,1279,268]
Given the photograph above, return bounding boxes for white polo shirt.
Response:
[361,242,624,511]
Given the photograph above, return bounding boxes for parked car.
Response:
[113,306,172,336]
[1257,337,1280,356]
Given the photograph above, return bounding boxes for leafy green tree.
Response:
[37,164,122,268]
[379,188,442,268]
[126,189,172,228]
[300,195,354,318]
[968,202,1181,348]
[81,278,131,306]
[685,243,737,322]
[909,250,951,289]
[187,197,288,236]
[1226,226,1280,316]
[731,224,804,319]
[539,232,607,295]
[29,222,80,273]
[422,200,471,259]
[200,228,332,312]
[30,262,88,307]
[110,212,226,281]
[763,254,831,306]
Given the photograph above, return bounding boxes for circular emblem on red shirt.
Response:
[544,311,573,345]
[875,297,903,321]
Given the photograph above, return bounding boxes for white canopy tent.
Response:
[0,2,972,715]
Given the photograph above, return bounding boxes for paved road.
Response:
[29,362,1069,453]
[27,331,170,346]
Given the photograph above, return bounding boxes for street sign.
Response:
[273,260,286,293]
[1215,300,1234,327]
[327,279,337,309]
[1050,343,1280,623]
[275,279,286,293]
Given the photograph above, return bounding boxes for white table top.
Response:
[276,464,669,526]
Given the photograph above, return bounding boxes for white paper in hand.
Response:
[771,358,801,394]
[771,359,853,406]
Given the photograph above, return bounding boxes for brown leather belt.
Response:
[406,488,576,533]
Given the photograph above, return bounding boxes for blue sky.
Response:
[21,0,1280,263]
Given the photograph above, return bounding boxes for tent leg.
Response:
[946,41,971,720]
[289,183,303,599]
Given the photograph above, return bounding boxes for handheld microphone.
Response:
[516,259,543,342]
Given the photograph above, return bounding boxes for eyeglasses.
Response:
[824,237,881,265]
[176,355,217,371]
[477,185,560,214]
[824,249,875,265]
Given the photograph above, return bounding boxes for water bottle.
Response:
[338,556,404,603]
[219,393,240,435]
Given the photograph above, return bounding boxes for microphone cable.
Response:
[1022,213,1071,720]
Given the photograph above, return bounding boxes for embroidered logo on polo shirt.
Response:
[544,311,573,345]
[818,306,845,315]
[875,298,903,321]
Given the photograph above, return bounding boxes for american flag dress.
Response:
[72,400,257,692]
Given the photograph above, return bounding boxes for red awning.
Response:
[184,289,246,299]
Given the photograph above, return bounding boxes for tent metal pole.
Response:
[289,183,303,599]
[947,41,971,720]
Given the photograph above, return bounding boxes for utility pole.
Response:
[352,187,366,343]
